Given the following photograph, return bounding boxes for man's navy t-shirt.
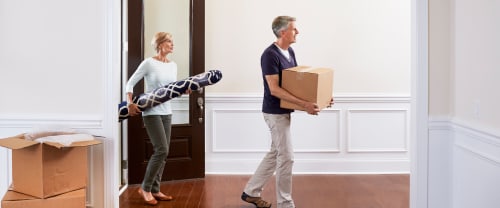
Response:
[261,43,297,114]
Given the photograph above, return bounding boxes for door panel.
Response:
[126,0,205,184]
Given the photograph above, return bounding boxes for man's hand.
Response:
[327,97,335,108]
[304,102,320,115]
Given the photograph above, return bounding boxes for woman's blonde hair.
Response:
[151,32,172,52]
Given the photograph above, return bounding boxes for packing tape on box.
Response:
[296,67,320,80]
[296,67,320,73]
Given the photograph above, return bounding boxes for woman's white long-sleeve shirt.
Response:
[125,57,178,116]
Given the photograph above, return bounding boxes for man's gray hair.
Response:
[272,16,296,38]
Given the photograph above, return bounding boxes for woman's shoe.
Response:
[138,188,158,206]
[152,192,174,201]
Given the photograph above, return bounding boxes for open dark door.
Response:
[125,0,205,183]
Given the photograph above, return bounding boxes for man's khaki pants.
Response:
[244,113,295,208]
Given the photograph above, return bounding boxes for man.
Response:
[241,16,329,208]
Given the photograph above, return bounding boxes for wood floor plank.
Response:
[120,174,409,208]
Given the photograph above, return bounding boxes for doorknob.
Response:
[197,97,204,123]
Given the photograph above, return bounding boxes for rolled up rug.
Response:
[118,69,222,122]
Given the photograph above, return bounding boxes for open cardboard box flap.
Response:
[2,188,34,201]
[2,188,85,201]
[0,134,101,149]
[2,187,86,208]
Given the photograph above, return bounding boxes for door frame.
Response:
[410,0,429,207]
[124,0,206,183]
[105,0,430,208]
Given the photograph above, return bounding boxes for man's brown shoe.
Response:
[241,192,272,208]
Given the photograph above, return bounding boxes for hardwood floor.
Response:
[119,174,409,208]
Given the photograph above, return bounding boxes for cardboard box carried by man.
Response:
[280,66,334,111]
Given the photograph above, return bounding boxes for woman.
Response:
[126,32,186,205]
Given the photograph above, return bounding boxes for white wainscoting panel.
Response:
[428,118,500,208]
[291,110,341,153]
[212,109,271,152]
[205,94,411,174]
[347,109,409,152]
[451,120,500,208]
[428,118,453,208]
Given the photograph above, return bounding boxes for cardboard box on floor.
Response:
[1,188,86,208]
[0,134,101,199]
[280,66,334,111]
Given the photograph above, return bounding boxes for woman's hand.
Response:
[185,89,192,94]
[128,103,141,116]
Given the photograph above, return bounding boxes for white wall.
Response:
[428,0,453,206]
[449,0,500,207]
[204,0,412,174]
[428,0,500,207]
[452,0,500,131]
[0,0,104,116]
[206,0,411,94]
[429,0,452,117]
[0,0,121,207]
[0,0,414,207]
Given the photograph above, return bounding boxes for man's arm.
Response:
[265,74,319,115]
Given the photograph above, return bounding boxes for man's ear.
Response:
[280,30,286,37]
